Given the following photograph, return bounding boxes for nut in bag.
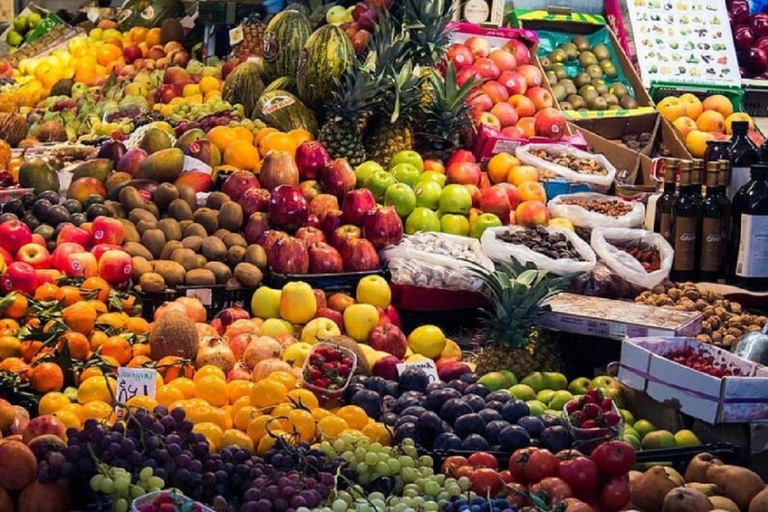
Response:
[590,227,673,290]
[516,143,616,192]
[548,192,646,229]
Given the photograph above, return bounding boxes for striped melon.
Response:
[261,10,312,83]
[222,62,265,119]
[296,25,355,111]
[254,90,318,135]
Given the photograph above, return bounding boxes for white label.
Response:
[186,287,212,306]
[736,214,768,278]
[728,167,751,201]
[396,360,439,382]
[229,25,244,46]
[116,367,157,404]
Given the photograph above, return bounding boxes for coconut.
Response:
[149,310,199,360]
[36,120,68,142]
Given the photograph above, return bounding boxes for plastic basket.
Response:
[648,82,745,112]
[131,490,214,512]
[742,79,768,117]
[563,398,623,453]
[300,342,357,407]
[265,268,388,294]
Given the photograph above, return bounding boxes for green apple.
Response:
[619,409,635,426]
[477,371,512,391]
[500,370,518,386]
[641,430,676,450]
[543,372,568,391]
[355,161,385,187]
[420,171,447,187]
[537,389,555,405]
[27,12,42,29]
[390,163,422,188]
[591,375,620,390]
[568,377,591,395]
[509,384,536,401]
[326,5,347,24]
[365,170,398,202]
[405,207,440,234]
[633,419,656,440]
[414,180,443,210]
[439,184,472,214]
[389,150,424,172]
[440,214,470,236]
[13,16,27,34]
[520,371,546,393]
[71,83,89,98]
[622,434,641,450]
[469,213,502,239]
[6,30,22,47]
[526,400,547,417]
[548,390,574,411]
[599,385,626,408]
[673,429,701,447]
[384,183,417,218]
[544,410,563,418]
[623,426,640,439]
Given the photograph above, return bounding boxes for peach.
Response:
[518,181,547,202]
[515,200,550,227]
[672,116,698,138]
[685,130,716,158]
[696,110,725,132]
[491,102,520,127]
[507,165,539,186]
[678,93,703,120]
[657,96,686,122]
[501,126,526,138]
[702,94,734,117]
[725,112,754,134]
[508,94,536,118]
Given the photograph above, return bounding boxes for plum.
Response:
[501,400,530,423]
[440,398,473,424]
[540,425,572,452]
[499,425,532,452]
[484,420,511,445]
[454,413,485,439]
[434,432,462,451]
[517,415,546,437]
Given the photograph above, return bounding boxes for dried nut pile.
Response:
[635,282,768,346]
[530,149,609,175]
[621,132,653,151]
[559,197,634,217]
[616,243,661,272]
[497,226,585,260]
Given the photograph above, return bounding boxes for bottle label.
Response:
[727,166,751,201]
[673,216,698,271]
[736,214,768,277]
[700,217,724,272]
[659,212,673,242]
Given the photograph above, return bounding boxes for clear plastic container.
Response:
[131,490,214,512]
[563,398,623,454]
[300,342,357,407]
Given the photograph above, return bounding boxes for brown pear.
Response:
[631,466,680,512]
[685,483,719,496]
[707,464,765,510]
[664,467,686,486]
[258,150,299,191]
[749,486,768,512]
[710,496,740,512]
[663,488,713,512]
[685,453,723,483]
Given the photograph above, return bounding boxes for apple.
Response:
[30,233,45,247]
[508,94,536,117]
[320,210,344,237]
[440,214,470,236]
[464,184,482,208]
[0,220,32,254]
[0,246,12,266]
[244,212,271,244]
[363,206,403,249]
[421,171,448,187]
[330,225,362,252]
[470,213,502,239]
[315,307,344,331]
[15,243,50,270]
[501,126,526,138]
[473,58,501,80]
[364,170,398,202]
[506,39,531,65]
[465,36,491,58]
[468,91,494,114]
[414,180,443,210]
[390,163,421,187]
[238,188,271,216]
[447,150,476,167]
[341,189,377,226]
[355,161,385,187]
[321,159,356,197]
[92,216,124,245]
[526,87,554,110]
[456,66,482,87]
[51,242,86,272]
[447,43,474,69]
[439,184,473,215]
[299,180,322,202]
[405,207,441,234]
[384,183,417,218]
[157,84,179,103]
[36,269,62,285]
[98,250,132,284]
[340,238,380,272]
[308,242,344,274]
[389,150,424,172]
[423,160,445,174]
[495,183,522,210]
[268,185,309,232]
[489,48,517,71]
[491,102,520,127]
[258,230,288,256]
[0,261,37,294]
[499,70,527,95]
[295,141,331,181]
[328,292,355,313]
[534,108,567,140]
[372,354,400,380]
[123,44,142,64]
[268,236,309,275]
[118,148,148,175]
[308,194,340,222]
[295,226,326,245]
[368,323,408,359]
[481,81,510,103]
[65,252,98,278]
[446,161,482,186]
[56,224,91,247]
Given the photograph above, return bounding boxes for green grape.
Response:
[375,461,389,474]
[333,439,346,452]
[139,467,153,481]
[130,485,145,498]
[147,476,164,489]
[341,451,354,461]
[114,498,128,512]
[337,491,353,503]
[100,477,114,494]
[354,447,366,459]
[114,477,130,494]
[377,452,389,463]
[387,459,401,473]
[368,442,382,453]
[458,477,471,492]
[364,452,378,466]
[424,481,440,496]
[399,456,415,468]
[90,474,104,492]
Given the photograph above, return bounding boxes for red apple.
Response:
[463,184,482,208]
[0,220,32,254]
[465,36,491,58]
[446,161,482,186]
[447,43,474,69]
[295,141,331,181]
[384,305,402,329]
[456,66,482,87]
[296,226,326,245]
[222,170,260,202]
[65,252,97,278]
[268,185,309,232]
[473,58,501,80]
[0,261,37,294]
[447,150,476,167]
[15,243,50,270]
[482,81,510,104]
[320,209,344,237]
[480,186,512,221]
[506,39,532,65]
[423,160,445,174]
[35,269,62,285]
[501,126,526,138]
[499,70,527,95]
[495,183,521,210]
[306,214,320,229]
[376,306,392,326]
[320,159,356,198]
[315,307,344,332]
[534,107,567,140]
[491,102,520,127]
[468,91,494,114]
[489,48,518,72]
[330,225,362,252]
[0,246,13,266]
[340,238,380,272]
[525,86,554,110]
[98,250,132,284]
[238,188,271,216]
[300,180,322,202]
[123,44,142,64]
[268,236,309,275]
[363,206,403,249]
[341,189,377,226]
[508,94,537,117]
[56,224,91,248]
[309,194,340,222]
[372,354,400,380]
[257,230,287,255]
[518,64,543,87]
[244,213,271,245]
[30,234,45,247]
[163,66,189,85]
[51,242,86,272]
[368,323,407,359]
[91,216,124,245]
[308,242,344,274]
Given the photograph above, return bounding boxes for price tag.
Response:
[186,287,212,306]
[116,367,157,405]
[396,359,439,383]
[229,25,244,46]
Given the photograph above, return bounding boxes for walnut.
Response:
[714,300,724,307]
[722,334,737,346]
[728,315,744,326]
[661,297,675,306]
[726,327,743,338]
[723,300,731,310]
[715,306,728,320]
[748,325,764,332]
[668,288,683,300]
[652,284,666,294]
[703,307,715,319]
[757,316,768,325]
[696,334,711,344]
[730,302,742,314]
[711,332,723,344]
[709,317,721,330]
[695,299,709,311]
[701,323,712,335]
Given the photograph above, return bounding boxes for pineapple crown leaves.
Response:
[423,63,476,136]
[377,62,424,125]
[325,61,384,125]
[366,8,411,73]
[401,0,455,67]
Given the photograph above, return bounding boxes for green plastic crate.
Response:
[649,81,744,112]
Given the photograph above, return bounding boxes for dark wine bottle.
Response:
[728,121,760,200]
[732,163,768,291]
[671,161,701,282]
[717,160,731,252]
[705,140,731,166]
[699,162,726,282]
[654,158,677,243]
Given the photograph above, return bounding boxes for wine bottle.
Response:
[728,121,760,200]
[732,163,768,291]
[699,162,726,282]
[654,158,677,243]
[671,161,701,282]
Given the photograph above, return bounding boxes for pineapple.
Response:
[317,63,383,167]
[466,258,576,377]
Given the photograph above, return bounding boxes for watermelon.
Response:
[261,10,312,84]
[254,90,318,135]
[264,76,297,95]
[222,62,265,119]
[296,25,355,111]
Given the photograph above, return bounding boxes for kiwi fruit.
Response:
[129,208,156,225]
[586,64,603,80]
[572,35,590,51]
[548,48,567,64]
[168,198,193,221]
[153,260,186,287]
[553,63,568,80]
[234,262,263,287]
[567,94,586,110]
[244,245,267,270]
[179,220,193,230]
[213,229,231,239]
[119,219,141,243]
[132,256,153,280]
[139,273,166,293]
[551,83,567,102]
[538,57,552,70]
[154,183,179,212]
[158,218,182,241]
[601,60,619,79]
[573,72,592,88]
[136,219,158,235]
[183,223,207,239]
[592,44,610,61]
[608,104,622,111]
[579,51,597,67]
[104,201,125,219]
[205,262,232,284]
[222,233,247,248]
[559,102,573,111]
[610,83,629,98]
[202,236,227,262]
[193,208,219,234]
[226,246,246,266]
[178,187,197,210]
[206,192,230,210]
[161,240,184,260]
[119,186,144,212]
[225,278,242,290]
[545,71,558,86]
[144,202,160,219]
[124,241,154,260]
[218,202,244,232]
[171,248,200,271]
[593,82,609,95]
[588,97,608,110]
[620,95,638,109]
[560,79,577,96]
[195,255,207,268]
[186,268,216,286]
[141,229,166,259]
[562,42,579,60]
[181,236,204,252]
[579,85,599,102]
[602,93,620,106]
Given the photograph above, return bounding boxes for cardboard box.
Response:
[618,337,768,424]
[569,122,643,185]
[540,293,703,341]
[572,112,659,156]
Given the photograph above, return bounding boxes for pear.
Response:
[710,496,739,512]
[749,486,768,512]
[685,483,718,496]
[685,453,723,483]
[663,488,713,512]
[631,466,680,512]
[663,467,685,486]
[707,464,765,510]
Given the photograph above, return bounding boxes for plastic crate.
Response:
[137,285,233,321]
[543,179,591,200]
[265,268,388,294]
[742,79,768,117]
[649,82,744,112]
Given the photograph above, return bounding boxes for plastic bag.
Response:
[480,225,596,276]
[380,232,494,291]
[590,227,674,289]
[548,192,646,229]
[516,144,616,192]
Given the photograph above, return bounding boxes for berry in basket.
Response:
[135,490,206,512]
[565,389,622,429]
[303,345,354,390]
[663,346,744,377]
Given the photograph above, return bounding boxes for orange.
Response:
[223,140,260,171]
[61,286,83,306]
[53,409,81,429]
[58,332,90,360]
[156,356,195,384]
[3,293,27,319]
[82,277,111,303]
[78,376,117,404]
[156,385,184,407]
[227,380,253,404]
[98,312,127,330]
[234,406,260,431]
[335,405,369,430]
[258,132,297,157]
[317,415,349,439]
[487,152,519,184]
[130,27,148,44]
[63,302,97,334]
[145,28,162,47]
[19,341,42,363]
[0,335,20,359]
[166,377,196,399]
[100,336,132,366]
[267,370,297,390]
[120,294,137,313]
[207,126,237,153]
[311,407,332,421]
[231,126,254,144]
[194,365,226,383]
[127,355,152,368]
[246,415,272,444]
[507,165,539,186]
[89,331,108,352]
[199,76,222,95]
[221,429,254,452]
[97,44,123,66]
[250,379,287,409]
[39,392,72,415]
[254,127,279,145]
[132,343,151,358]
[0,357,27,373]
[0,319,19,336]
[126,395,159,412]
[34,283,64,302]
[285,409,315,441]
[124,317,149,334]
[80,400,113,421]
[79,366,107,383]
[195,375,228,407]
[193,422,223,451]
[286,389,319,410]
[288,129,313,146]
[30,362,64,393]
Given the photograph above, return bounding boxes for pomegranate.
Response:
[196,337,236,373]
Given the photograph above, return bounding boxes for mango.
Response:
[135,148,184,183]
[67,177,107,203]
[71,158,113,182]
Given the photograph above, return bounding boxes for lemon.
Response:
[407,325,446,358]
